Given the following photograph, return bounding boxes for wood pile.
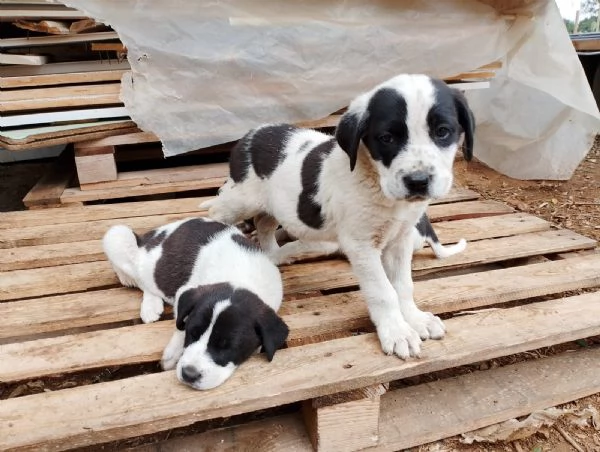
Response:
[0,0,136,150]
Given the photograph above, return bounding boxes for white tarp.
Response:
[61,0,600,179]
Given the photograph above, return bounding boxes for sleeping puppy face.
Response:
[336,74,475,202]
[175,283,289,390]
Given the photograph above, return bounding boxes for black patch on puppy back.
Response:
[297,138,336,229]
[135,229,167,250]
[229,132,253,183]
[251,124,297,179]
[232,233,261,252]
[363,88,408,168]
[154,219,229,298]
[415,213,440,243]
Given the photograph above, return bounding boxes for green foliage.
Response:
[565,16,600,33]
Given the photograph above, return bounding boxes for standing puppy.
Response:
[103,217,288,390]
[203,74,475,359]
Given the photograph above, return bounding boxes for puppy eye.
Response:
[435,126,452,139]
[378,133,394,144]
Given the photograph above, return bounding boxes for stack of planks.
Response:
[0,0,135,150]
[1,186,599,451]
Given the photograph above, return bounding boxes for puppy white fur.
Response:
[103,217,287,390]
[202,74,475,359]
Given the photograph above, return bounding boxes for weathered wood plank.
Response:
[0,199,501,249]
[3,255,600,380]
[5,253,598,344]
[375,347,600,451]
[0,213,548,271]
[0,197,205,230]
[1,229,594,302]
[282,229,596,294]
[22,148,74,208]
[0,70,128,89]
[1,293,599,451]
[134,347,599,452]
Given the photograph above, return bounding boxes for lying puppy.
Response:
[203,74,475,360]
[102,217,288,390]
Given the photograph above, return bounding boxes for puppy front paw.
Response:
[161,350,179,371]
[403,309,446,340]
[376,314,422,359]
[140,294,164,323]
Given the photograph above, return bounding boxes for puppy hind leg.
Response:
[254,213,280,255]
[272,240,339,265]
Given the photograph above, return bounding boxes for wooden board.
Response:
[1,31,119,48]
[0,213,548,271]
[0,199,504,249]
[3,253,599,345]
[3,253,600,381]
[74,153,118,185]
[0,107,128,128]
[21,148,74,208]
[0,52,47,65]
[375,347,600,451]
[573,38,600,52]
[0,70,127,89]
[137,346,599,452]
[1,293,599,451]
[0,60,130,78]
[0,229,595,302]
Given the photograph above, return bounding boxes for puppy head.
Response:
[335,74,475,201]
[174,283,288,390]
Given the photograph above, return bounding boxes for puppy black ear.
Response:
[335,111,368,171]
[175,290,197,331]
[452,89,475,161]
[255,307,289,361]
[175,283,234,330]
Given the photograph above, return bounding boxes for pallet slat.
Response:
[139,347,600,452]
[3,253,599,345]
[0,197,495,249]
[0,229,594,302]
[0,70,128,89]
[375,347,600,451]
[1,293,599,451]
[0,213,547,271]
[3,253,600,381]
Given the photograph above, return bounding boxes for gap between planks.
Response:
[1,292,599,451]
[2,254,600,380]
[3,228,592,303]
[0,213,544,271]
[134,346,600,452]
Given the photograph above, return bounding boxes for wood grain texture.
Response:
[0,197,205,230]
[0,213,548,271]
[3,254,600,381]
[375,347,600,451]
[1,293,599,451]
[74,153,118,184]
[5,252,598,345]
[0,198,497,249]
[0,52,47,65]
[134,346,598,452]
[22,148,74,207]
[0,70,127,89]
[1,31,119,48]
[2,84,121,102]
[1,229,593,302]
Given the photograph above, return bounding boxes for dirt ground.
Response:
[0,139,598,451]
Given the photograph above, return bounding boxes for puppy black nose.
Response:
[181,365,201,383]
[403,171,431,195]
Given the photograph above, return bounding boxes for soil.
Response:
[0,138,598,451]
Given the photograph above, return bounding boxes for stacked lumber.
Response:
[0,1,135,150]
[1,188,599,451]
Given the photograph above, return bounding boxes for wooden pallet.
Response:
[1,187,599,451]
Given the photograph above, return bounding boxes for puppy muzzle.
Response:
[403,171,432,201]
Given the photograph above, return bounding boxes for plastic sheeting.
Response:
[62,0,600,179]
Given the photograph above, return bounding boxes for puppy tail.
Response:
[428,238,467,259]
[103,225,140,288]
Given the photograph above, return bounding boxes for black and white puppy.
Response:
[202,74,475,360]
[102,217,288,390]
